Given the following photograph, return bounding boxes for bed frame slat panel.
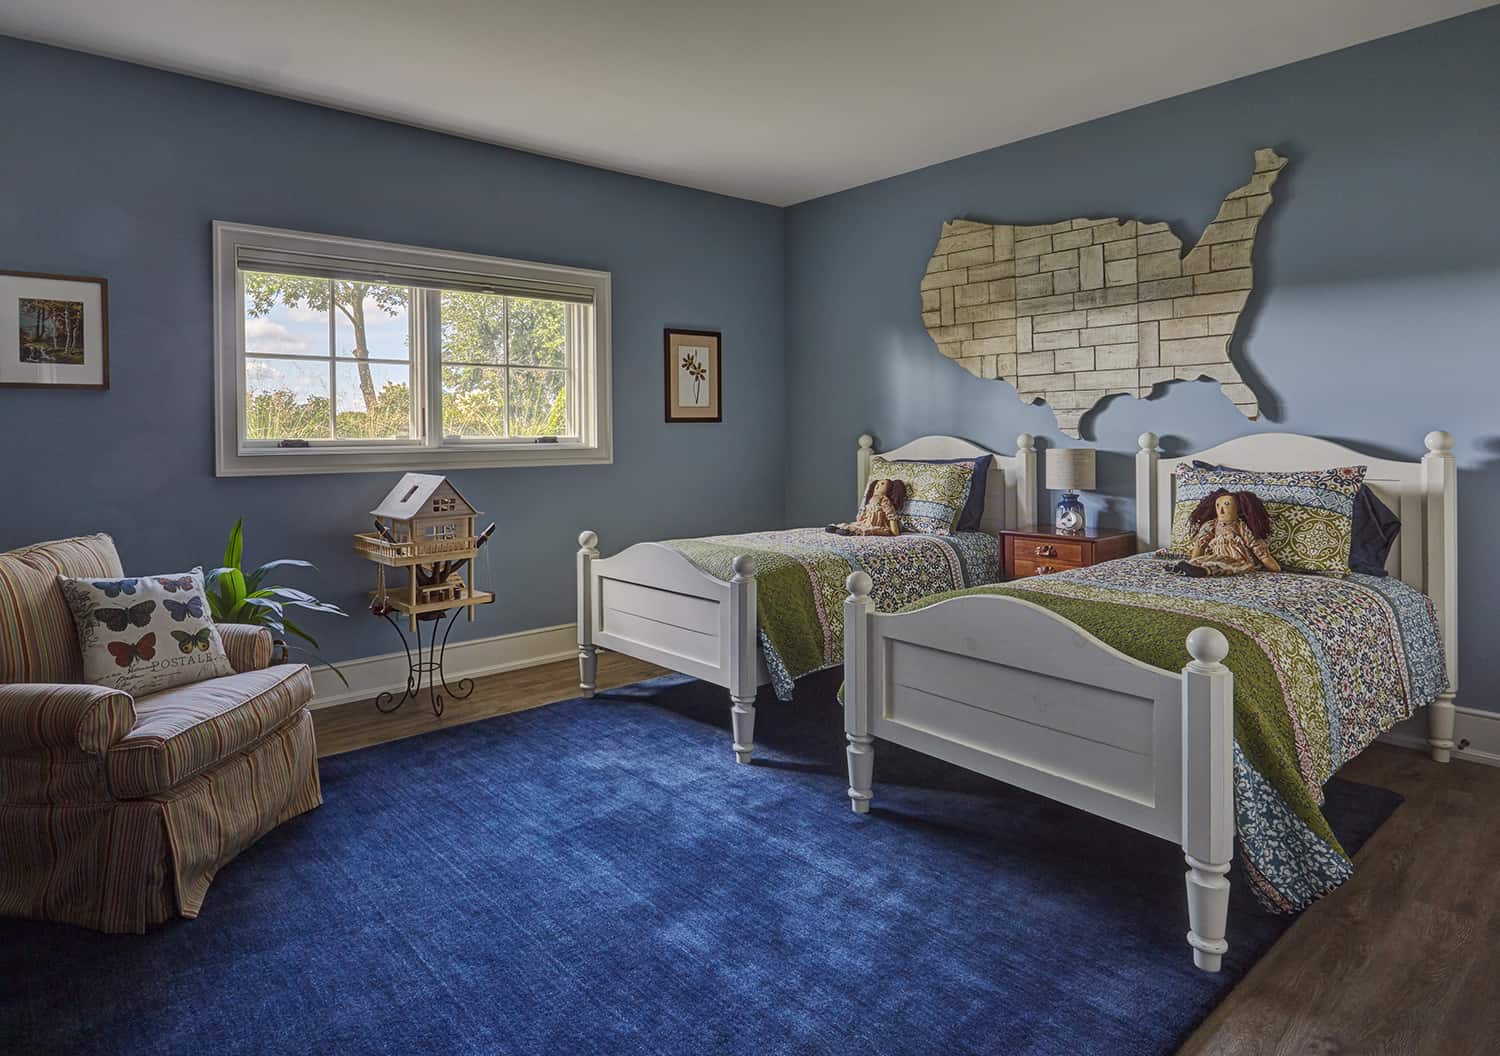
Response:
[598,605,720,668]
[600,577,718,635]
[888,639,1155,756]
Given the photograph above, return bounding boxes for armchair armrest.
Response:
[218,624,274,673]
[0,682,136,754]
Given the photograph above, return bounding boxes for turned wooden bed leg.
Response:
[844,571,876,812]
[728,555,758,764]
[846,734,874,813]
[1428,692,1457,764]
[577,531,599,697]
[1182,626,1234,972]
[730,695,756,765]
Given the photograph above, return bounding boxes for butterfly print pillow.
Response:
[58,567,234,696]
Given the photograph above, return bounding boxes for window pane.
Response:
[440,290,505,365]
[507,296,566,367]
[509,368,568,436]
[334,362,413,439]
[442,364,506,438]
[245,358,330,440]
[242,271,330,360]
[334,282,411,361]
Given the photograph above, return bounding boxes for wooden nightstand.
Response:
[1000,525,1137,580]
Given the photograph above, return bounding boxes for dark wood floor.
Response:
[313,660,1500,1055]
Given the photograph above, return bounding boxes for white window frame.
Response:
[213,221,612,477]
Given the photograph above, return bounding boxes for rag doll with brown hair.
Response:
[827,478,907,537]
[1172,488,1281,577]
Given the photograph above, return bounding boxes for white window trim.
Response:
[213,221,612,477]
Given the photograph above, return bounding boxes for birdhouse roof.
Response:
[371,473,478,520]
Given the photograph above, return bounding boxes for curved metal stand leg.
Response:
[374,606,472,718]
[374,610,418,714]
[437,607,475,703]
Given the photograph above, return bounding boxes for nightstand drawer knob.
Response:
[1034,545,1057,557]
[1036,565,1056,574]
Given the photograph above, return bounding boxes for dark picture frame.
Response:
[664,327,722,423]
[0,270,110,390]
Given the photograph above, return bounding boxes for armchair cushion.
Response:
[106,664,314,798]
[0,681,135,755]
[0,534,122,684]
[218,624,274,673]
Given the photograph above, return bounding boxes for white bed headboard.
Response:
[856,433,1037,536]
[1134,429,1458,693]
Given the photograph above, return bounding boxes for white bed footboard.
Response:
[578,532,762,761]
[842,572,1235,971]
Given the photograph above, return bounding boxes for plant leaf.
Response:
[224,518,244,571]
[246,558,315,593]
[226,567,248,613]
[239,596,284,618]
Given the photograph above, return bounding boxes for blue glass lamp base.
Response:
[1054,492,1086,535]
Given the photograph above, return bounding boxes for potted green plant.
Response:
[206,519,348,684]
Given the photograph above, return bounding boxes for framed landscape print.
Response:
[664,328,721,423]
[0,270,109,389]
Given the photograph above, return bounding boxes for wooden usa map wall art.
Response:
[921,148,1286,437]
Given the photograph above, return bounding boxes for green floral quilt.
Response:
[664,528,1001,700]
[914,553,1447,912]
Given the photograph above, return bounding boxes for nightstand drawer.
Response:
[1009,556,1083,578]
[1013,538,1088,565]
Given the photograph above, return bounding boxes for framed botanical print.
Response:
[0,270,109,389]
[664,328,721,423]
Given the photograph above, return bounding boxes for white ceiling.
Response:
[2,0,1489,205]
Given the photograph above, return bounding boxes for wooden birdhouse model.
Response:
[366,474,477,559]
[354,474,494,629]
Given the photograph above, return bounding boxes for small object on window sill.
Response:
[277,439,311,448]
[533,436,558,443]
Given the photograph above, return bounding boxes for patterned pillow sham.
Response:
[1169,463,1367,574]
[58,568,235,697]
[867,456,975,535]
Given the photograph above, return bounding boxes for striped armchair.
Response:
[0,534,322,932]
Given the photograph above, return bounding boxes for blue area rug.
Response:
[1,671,1400,1056]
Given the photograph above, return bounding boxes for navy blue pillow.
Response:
[907,455,993,532]
[1348,485,1400,577]
[1189,460,1400,576]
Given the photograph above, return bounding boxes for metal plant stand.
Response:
[372,605,476,717]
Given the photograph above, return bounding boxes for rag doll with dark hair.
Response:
[1172,488,1281,577]
[827,479,907,537]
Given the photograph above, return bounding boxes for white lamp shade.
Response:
[1046,447,1096,492]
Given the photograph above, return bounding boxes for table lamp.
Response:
[1045,448,1095,535]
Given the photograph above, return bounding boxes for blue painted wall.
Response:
[3,11,1497,710]
[0,36,786,664]
[784,9,1500,711]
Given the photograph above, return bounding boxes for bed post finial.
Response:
[1422,429,1458,762]
[1182,625,1233,972]
[1135,433,1160,554]
[577,531,601,696]
[844,571,877,813]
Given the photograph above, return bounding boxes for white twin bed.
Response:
[577,429,1458,971]
[577,433,1038,762]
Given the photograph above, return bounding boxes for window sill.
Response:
[215,442,612,477]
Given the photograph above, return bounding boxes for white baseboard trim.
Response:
[1380,704,1500,768]
[307,622,577,709]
